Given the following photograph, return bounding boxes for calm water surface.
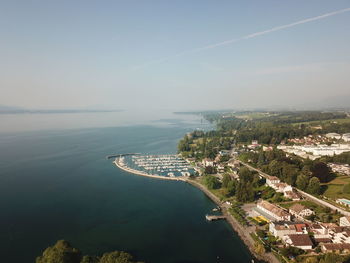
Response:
[0,111,252,263]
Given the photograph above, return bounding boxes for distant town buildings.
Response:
[326,133,342,140]
[328,163,350,176]
[343,133,350,142]
[278,143,350,159]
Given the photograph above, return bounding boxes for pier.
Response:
[205,214,227,221]
[106,153,141,159]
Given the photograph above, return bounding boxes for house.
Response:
[257,200,291,221]
[217,164,225,173]
[340,216,350,227]
[269,222,297,238]
[328,227,350,244]
[283,234,313,250]
[326,133,341,140]
[343,133,350,142]
[265,175,280,187]
[289,204,314,220]
[227,159,240,168]
[284,190,301,201]
[310,224,328,238]
[321,243,350,253]
[273,183,293,193]
[202,158,214,167]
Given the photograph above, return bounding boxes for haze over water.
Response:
[0,111,252,263]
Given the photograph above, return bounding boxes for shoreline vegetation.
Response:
[113,156,277,263]
[36,240,144,263]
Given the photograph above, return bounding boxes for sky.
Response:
[0,0,350,111]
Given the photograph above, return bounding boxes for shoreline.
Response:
[113,157,279,263]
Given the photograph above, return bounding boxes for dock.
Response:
[106,153,141,159]
[205,214,227,221]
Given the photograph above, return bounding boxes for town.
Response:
[178,110,350,263]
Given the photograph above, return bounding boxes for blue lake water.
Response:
[0,112,252,263]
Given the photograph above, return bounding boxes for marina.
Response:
[129,154,194,177]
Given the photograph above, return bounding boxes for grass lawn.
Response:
[291,117,350,126]
[322,175,350,200]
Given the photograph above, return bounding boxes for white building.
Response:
[202,158,214,167]
[265,175,280,187]
[340,216,350,227]
[283,234,313,250]
[257,200,291,221]
[343,133,350,142]
[326,133,342,140]
[289,204,314,220]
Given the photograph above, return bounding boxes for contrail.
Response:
[132,7,350,70]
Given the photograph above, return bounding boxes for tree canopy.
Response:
[36,240,143,263]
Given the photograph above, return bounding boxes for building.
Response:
[343,133,350,142]
[284,190,301,201]
[269,222,298,238]
[328,227,350,244]
[321,243,350,253]
[289,204,314,220]
[273,183,293,193]
[265,175,280,187]
[269,222,307,239]
[228,160,240,168]
[310,224,328,238]
[326,133,342,140]
[257,200,291,221]
[340,216,350,227]
[328,163,350,176]
[283,234,313,250]
[202,158,214,167]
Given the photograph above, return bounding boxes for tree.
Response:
[36,240,143,263]
[303,257,318,263]
[222,174,231,188]
[36,240,82,263]
[296,174,309,191]
[307,177,321,195]
[99,251,135,263]
[311,161,332,183]
[254,241,265,255]
[203,175,221,189]
[226,180,236,196]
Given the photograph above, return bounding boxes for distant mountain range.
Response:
[0,105,122,114]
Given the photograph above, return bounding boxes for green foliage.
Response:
[203,175,221,189]
[36,240,82,263]
[36,240,143,263]
[99,252,135,263]
[221,174,231,188]
[343,183,350,194]
[296,174,309,191]
[310,161,333,183]
[307,177,321,195]
[279,246,304,258]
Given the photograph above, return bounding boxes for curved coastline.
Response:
[113,157,278,263]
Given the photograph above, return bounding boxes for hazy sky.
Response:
[1,1,349,111]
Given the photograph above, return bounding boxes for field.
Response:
[291,117,350,126]
[321,175,350,200]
